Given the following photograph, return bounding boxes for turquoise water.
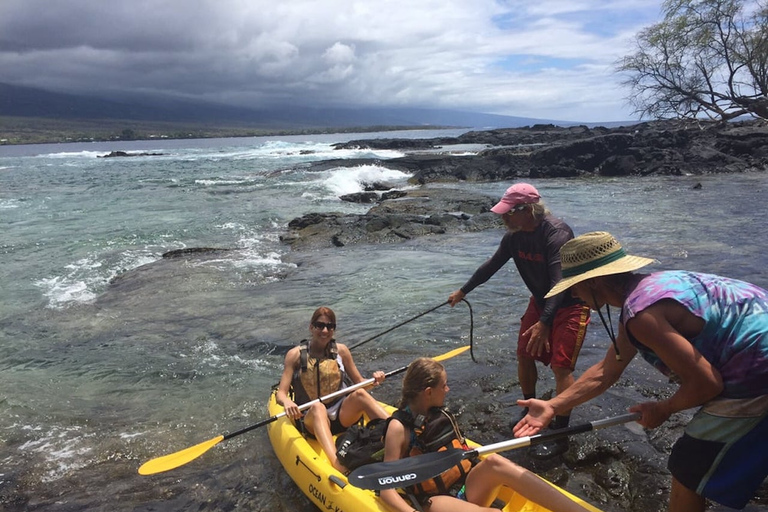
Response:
[1,132,766,511]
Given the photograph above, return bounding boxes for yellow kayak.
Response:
[266,391,604,512]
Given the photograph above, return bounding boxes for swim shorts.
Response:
[517,298,590,369]
[668,395,768,509]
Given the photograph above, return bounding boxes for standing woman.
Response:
[514,232,768,512]
[276,306,389,473]
[380,357,590,512]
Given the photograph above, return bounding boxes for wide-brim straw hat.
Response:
[545,231,656,298]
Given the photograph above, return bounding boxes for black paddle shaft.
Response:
[348,413,641,490]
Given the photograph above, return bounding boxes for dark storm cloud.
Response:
[0,0,664,122]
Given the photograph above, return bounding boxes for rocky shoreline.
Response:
[283,119,768,250]
[277,119,768,511]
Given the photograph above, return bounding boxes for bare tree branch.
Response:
[617,0,768,121]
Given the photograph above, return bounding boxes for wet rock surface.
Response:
[281,188,499,250]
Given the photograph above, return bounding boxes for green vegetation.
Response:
[0,116,450,145]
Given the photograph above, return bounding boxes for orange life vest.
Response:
[389,407,475,498]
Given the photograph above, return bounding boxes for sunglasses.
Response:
[504,204,529,216]
[312,321,336,330]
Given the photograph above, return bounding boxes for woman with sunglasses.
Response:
[276,306,389,473]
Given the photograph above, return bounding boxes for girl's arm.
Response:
[379,420,417,512]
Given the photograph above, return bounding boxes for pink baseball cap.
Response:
[490,183,541,214]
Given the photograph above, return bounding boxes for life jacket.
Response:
[387,406,475,498]
[290,339,349,406]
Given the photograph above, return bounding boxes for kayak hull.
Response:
[267,392,603,512]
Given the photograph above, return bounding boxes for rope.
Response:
[348,299,476,363]
[348,300,448,351]
[461,298,476,363]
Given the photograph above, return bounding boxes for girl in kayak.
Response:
[276,306,389,473]
[380,357,591,512]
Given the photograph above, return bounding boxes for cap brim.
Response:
[545,255,657,298]
[490,202,511,214]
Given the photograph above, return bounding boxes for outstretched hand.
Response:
[512,398,555,437]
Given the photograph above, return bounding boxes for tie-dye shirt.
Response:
[622,271,768,399]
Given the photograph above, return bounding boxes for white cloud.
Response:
[0,0,666,122]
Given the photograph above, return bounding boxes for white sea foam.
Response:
[186,339,270,370]
[176,141,403,163]
[40,151,103,159]
[194,177,259,186]
[0,198,20,209]
[318,164,412,197]
[18,424,94,482]
[195,223,296,277]
[119,431,147,439]
[34,250,159,309]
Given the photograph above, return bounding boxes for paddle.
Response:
[138,345,470,475]
[347,412,641,490]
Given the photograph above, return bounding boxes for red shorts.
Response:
[516,298,590,370]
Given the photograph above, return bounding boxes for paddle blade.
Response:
[348,448,467,490]
[138,435,225,475]
[433,345,470,362]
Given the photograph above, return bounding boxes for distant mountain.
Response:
[0,82,572,130]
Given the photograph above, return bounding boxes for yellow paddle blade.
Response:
[138,435,224,475]
[433,345,470,362]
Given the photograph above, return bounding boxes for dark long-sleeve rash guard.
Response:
[459,214,580,326]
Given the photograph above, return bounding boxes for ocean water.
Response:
[1,131,766,512]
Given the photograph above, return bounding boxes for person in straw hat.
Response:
[447,183,591,459]
[512,231,768,512]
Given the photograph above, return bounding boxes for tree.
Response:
[618,0,768,121]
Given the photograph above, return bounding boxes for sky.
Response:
[0,0,666,123]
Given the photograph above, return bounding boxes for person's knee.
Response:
[482,454,521,475]
[305,402,327,420]
[348,388,374,404]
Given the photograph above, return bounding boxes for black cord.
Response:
[460,298,476,362]
[348,300,450,351]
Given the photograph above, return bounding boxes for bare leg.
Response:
[669,476,706,512]
[518,356,538,398]
[337,388,388,427]
[303,403,346,473]
[463,454,590,512]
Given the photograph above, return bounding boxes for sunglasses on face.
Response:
[504,204,528,216]
[312,321,336,330]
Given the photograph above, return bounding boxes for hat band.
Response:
[561,248,627,278]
